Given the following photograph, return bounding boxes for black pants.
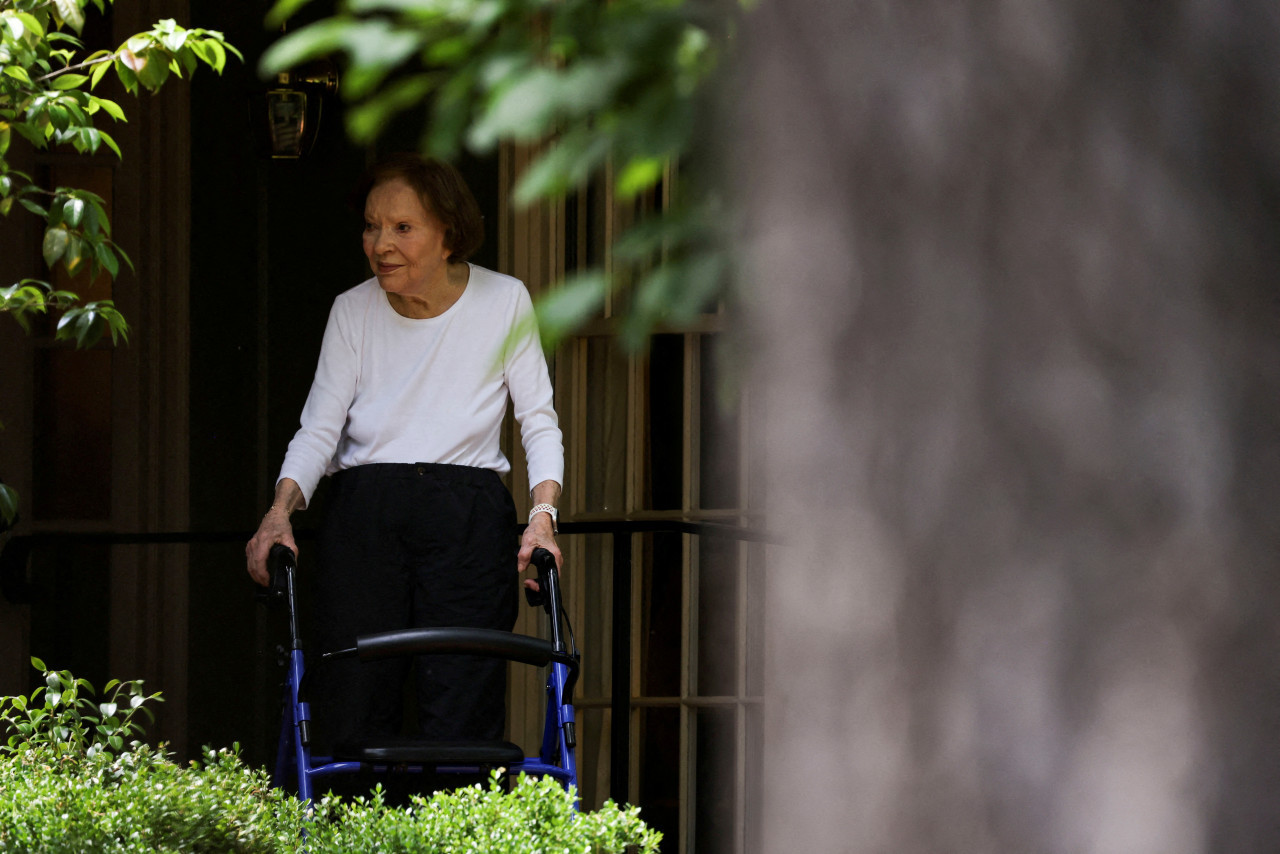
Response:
[312,462,518,751]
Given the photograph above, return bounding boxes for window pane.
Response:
[641,532,683,698]
[33,347,112,519]
[647,335,684,511]
[745,703,764,854]
[697,537,738,697]
[695,706,736,854]
[584,339,629,513]
[27,543,111,689]
[578,533,614,702]
[638,706,681,850]
[699,335,740,510]
[575,706,611,811]
[746,545,767,698]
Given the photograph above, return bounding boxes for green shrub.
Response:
[303,773,661,854]
[0,744,304,853]
[0,661,659,853]
[0,660,302,852]
[0,658,161,758]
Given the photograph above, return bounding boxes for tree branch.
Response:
[35,52,118,84]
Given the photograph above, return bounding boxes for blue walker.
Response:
[261,544,579,802]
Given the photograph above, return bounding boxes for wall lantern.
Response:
[264,61,340,159]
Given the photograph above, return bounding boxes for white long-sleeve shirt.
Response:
[278,265,564,505]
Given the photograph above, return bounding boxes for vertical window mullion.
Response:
[682,332,699,853]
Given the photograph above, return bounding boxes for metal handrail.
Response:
[0,518,774,803]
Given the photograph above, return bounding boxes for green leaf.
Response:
[91,96,126,122]
[616,156,664,200]
[469,67,558,149]
[471,57,630,150]
[135,50,170,91]
[96,241,118,278]
[11,120,46,148]
[162,29,188,54]
[177,45,197,77]
[62,234,87,274]
[42,227,68,267]
[188,37,213,66]
[50,72,90,90]
[59,300,128,346]
[100,301,128,344]
[61,197,85,226]
[346,73,437,144]
[3,65,32,85]
[45,31,85,48]
[62,196,84,226]
[205,38,227,73]
[113,57,138,95]
[259,18,349,77]
[2,16,24,42]
[57,306,94,347]
[265,0,321,30]
[30,656,46,671]
[512,131,611,207]
[97,128,121,159]
[89,55,112,89]
[0,483,16,526]
[52,0,85,34]
[535,272,610,348]
[79,126,101,154]
[19,197,48,217]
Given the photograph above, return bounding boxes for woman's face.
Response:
[362,178,451,297]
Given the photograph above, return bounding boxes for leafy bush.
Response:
[0,743,303,853]
[0,661,659,853]
[0,657,161,758]
[0,660,301,853]
[303,774,661,854]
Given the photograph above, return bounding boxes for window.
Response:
[501,147,763,853]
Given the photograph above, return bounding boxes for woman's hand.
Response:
[245,479,304,586]
[518,514,561,591]
[518,479,562,590]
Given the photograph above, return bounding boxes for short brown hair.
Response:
[357,153,484,262]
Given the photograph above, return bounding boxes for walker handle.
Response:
[524,546,557,612]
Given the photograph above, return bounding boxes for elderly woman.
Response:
[245,153,563,747]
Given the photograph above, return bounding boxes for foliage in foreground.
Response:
[0,661,659,853]
[0,0,241,526]
[0,743,303,854]
[0,0,240,345]
[261,0,742,350]
[305,774,661,854]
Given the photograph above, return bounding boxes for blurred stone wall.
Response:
[732,2,1280,850]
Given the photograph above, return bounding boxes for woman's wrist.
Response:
[528,502,558,533]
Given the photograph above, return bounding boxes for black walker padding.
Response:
[353,627,555,666]
[334,736,526,766]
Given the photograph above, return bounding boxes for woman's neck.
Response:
[388,261,470,319]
